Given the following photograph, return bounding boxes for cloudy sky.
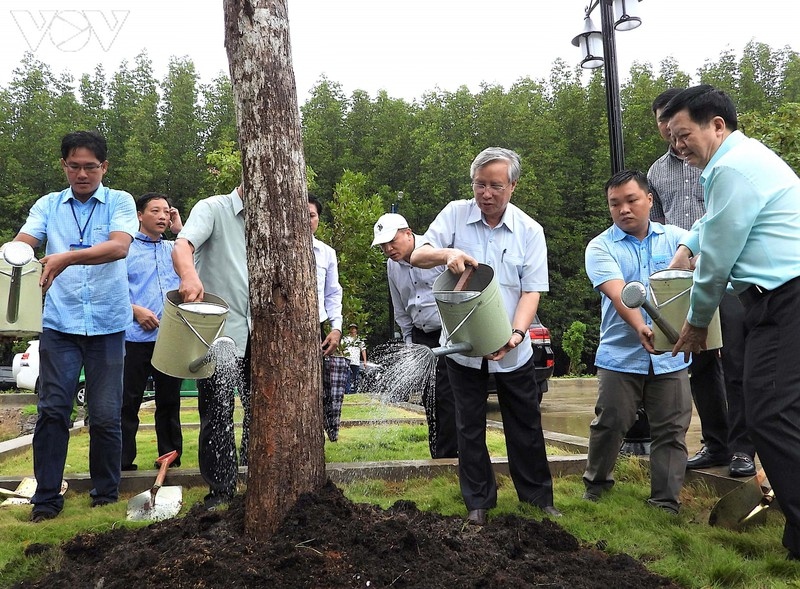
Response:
[1,1,797,102]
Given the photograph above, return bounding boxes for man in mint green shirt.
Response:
[663,85,800,561]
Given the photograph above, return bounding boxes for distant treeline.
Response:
[3,41,800,373]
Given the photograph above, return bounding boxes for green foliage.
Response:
[3,42,800,373]
[562,321,587,376]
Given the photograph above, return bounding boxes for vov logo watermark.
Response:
[11,10,130,53]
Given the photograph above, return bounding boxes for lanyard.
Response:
[69,199,99,245]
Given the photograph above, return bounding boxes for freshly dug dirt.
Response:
[14,481,680,588]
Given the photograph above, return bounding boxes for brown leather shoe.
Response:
[466,509,487,526]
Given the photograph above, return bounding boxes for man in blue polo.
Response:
[13,130,138,521]
[583,169,692,514]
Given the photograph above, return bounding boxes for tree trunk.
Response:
[223,0,326,537]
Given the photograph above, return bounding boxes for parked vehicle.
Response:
[13,340,198,404]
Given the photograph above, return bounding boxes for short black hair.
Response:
[308,195,322,216]
[136,192,172,212]
[651,88,683,114]
[660,84,738,131]
[61,130,107,162]
[604,169,650,196]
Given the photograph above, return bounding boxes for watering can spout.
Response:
[430,342,473,357]
[2,242,35,324]
[188,336,235,374]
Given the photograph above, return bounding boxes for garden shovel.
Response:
[708,469,772,530]
[126,450,182,522]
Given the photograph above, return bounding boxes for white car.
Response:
[12,339,39,393]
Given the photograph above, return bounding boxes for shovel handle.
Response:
[153,450,179,490]
[453,264,476,292]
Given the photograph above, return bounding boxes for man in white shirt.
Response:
[372,213,458,458]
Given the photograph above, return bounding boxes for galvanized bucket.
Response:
[0,242,42,337]
[649,269,723,352]
[152,290,229,379]
[432,263,512,358]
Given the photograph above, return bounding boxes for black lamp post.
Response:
[573,0,649,454]
[572,0,642,175]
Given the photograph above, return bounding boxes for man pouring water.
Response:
[172,184,251,511]
[409,147,560,525]
[372,212,458,459]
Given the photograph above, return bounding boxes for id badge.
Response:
[69,243,90,251]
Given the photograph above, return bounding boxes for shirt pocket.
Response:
[499,253,524,287]
[650,254,672,273]
[91,224,110,243]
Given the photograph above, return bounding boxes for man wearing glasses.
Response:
[410,147,559,525]
[11,130,138,522]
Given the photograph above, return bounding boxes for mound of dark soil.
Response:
[15,481,679,588]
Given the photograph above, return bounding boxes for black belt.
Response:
[739,276,800,308]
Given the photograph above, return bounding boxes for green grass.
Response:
[3,394,800,587]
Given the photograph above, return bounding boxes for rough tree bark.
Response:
[223,0,326,537]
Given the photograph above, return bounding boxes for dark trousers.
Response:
[197,336,251,497]
[718,294,756,457]
[740,276,800,556]
[32,330,125,514]
[446,356,553,510]
[690,294,756,459]
[412,327,458,458]
[121,341,183,468]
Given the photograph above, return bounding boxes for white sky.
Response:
[0,1,798,103]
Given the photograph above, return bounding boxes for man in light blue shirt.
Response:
[121,193,183,472]
[14,130,138,521]
[173,185,251,510]
[411,147,558,525]
[663,85,800,559]
[584,170,692,514]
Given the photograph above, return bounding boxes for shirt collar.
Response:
[230,187,244,216]
[701,130,745,183]
[61,183,107,204]
[610,221,663,242]
[467,199,515,231]
[134,230,162,243]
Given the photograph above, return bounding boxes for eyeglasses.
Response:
[63,162,104,173]
[472,182,507,194]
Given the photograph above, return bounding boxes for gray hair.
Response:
[470,147,521,183]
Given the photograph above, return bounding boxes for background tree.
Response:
[223,0,325,537]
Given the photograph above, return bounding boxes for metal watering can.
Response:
[430,263,512,358]
[0,242,42,337]
[151,290,233,379]
[621,268,723,352]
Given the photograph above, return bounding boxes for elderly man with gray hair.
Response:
[410,147,559,525]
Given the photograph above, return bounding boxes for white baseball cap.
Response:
[371,213,409,246]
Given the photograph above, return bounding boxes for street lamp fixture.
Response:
[570,16,603,70]
[571,0,644,174]
[613,0,642,31]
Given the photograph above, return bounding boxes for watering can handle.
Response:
[453,264,476,292]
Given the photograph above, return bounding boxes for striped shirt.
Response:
[125,232,180,342]
[19,184,138,335]
[647,148,706,230]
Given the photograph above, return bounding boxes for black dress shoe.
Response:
[466,509,487,526]
[541,505,563,518]
[729,453,757,477]
[686,446,728,470]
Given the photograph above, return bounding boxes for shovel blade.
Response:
[126,486,183,521]
[709,475,766,530]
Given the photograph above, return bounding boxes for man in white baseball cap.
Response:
[372,213,458,459]
[371,213,409,247]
